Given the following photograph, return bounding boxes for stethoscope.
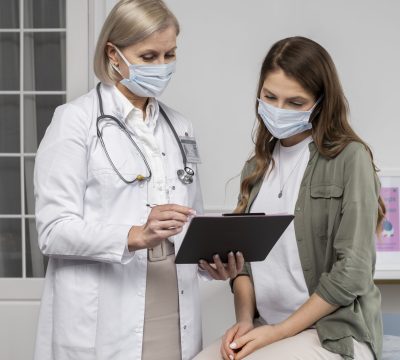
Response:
[96,82,195,185]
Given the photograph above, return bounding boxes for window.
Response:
[0,0,66,278]
[0,1,88,357]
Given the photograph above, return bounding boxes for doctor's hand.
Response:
[128,204,195,251]
[198,252,244,280]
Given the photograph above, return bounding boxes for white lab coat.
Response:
[33,84,204,360]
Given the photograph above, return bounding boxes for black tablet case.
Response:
[175,214,294,264]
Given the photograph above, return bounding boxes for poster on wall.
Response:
[376,187,400,251]
[375,175,400,279]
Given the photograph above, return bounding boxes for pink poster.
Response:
[376,187,400,252]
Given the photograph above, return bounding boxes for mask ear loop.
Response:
[312,95,324,109]
[309,94,324,124]
[109,45,130,78]
[113,45,130,66]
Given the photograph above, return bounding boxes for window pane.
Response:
[0,33,20,91]
[24,95,65,152]
[24,32,66,91]
[0,0,19,29]
[24,157,34,215]
[24,0,65,28]
[26,218,47,277]
[0,158,21,214]
[0,219,22,277]
[0,96,20,153]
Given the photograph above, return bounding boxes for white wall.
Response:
[161,0,400,210]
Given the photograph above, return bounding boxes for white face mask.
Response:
[257,98,320,139]
[112,46,176,98]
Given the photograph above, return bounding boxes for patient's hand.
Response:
[198,252,244,280]
[227,324,285,360]
[220,321,254,360]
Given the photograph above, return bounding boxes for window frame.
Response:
[0,0,90,298]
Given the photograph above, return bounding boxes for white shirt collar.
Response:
[99,83,160,132]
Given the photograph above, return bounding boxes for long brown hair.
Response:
[236,36,385,231]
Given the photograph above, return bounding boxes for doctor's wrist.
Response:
[127,225,146,251]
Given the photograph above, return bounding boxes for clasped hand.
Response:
[221,323,284,360]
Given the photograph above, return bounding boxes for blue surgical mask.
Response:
[113,46,176,98]
[257,98,319,139]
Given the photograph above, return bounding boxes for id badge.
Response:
[179,136,201,163]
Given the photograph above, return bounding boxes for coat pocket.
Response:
[53,260,100,351]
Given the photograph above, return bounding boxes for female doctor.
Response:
[33,1,240,359]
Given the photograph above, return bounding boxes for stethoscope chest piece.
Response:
[177,166,194,184]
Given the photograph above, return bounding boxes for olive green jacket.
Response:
[239,141,382,360]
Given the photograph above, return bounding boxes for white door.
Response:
[0,1,89,359]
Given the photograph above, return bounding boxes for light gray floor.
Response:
[382,314,400,360]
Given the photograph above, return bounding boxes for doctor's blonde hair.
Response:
[94,0,180,84]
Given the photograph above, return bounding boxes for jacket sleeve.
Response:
[34,103,134,264]
[315,144,380,306]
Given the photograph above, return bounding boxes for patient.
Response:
[196,36,384,360]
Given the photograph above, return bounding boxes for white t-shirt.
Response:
[250,136,312,325]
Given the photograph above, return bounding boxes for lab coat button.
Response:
[183,325,187,330]
[180,290,184,295]
[135,328,141,333]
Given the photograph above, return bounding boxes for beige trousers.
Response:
[193,329,374,360]
[141,241,181,360]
